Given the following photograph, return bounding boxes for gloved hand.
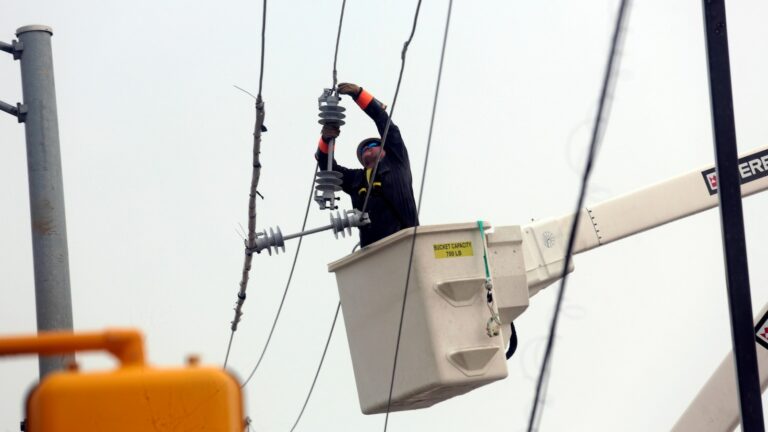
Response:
[337,82,362,98]
[321,124,340,140]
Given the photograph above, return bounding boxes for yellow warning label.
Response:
[433,241,474,259]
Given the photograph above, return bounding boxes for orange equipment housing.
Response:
[0,329,244,432]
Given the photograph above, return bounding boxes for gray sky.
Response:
[2,0,768,430]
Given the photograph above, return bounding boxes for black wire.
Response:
[240,164,319,388]
[332,0,347,89]
[289,301,341,432]
[257,0,267,97]
[223,329,235,368]
[526,1,630,430]
[360,0,423,215]
[242,0,349,416]
[383,1,452,430]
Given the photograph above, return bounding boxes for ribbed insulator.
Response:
[318,89,346,126]
[330,209,370,238]
[252,226,285,255]
[315,170,343,192]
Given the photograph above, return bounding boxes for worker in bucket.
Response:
[315,83,518,359]
[315,82,418,247]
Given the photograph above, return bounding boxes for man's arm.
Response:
[339,83,409,166]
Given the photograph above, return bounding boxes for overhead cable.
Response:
[240,165,318,388]
[238,0,350,384]
[383,1,451,430]
[526,1,631,430]
[332,0,347,89]
[360,0,423,215]
[223,0,269,369]
[289,301,342,432]
[288,244,358,432]
[257,0,267,98]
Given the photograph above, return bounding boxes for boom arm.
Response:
[514,144,768,296]
[672,301,768,432]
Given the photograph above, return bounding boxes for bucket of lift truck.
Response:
[328,222,531,414]
[0,329,244,432]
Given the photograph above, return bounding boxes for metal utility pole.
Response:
[1,25,74,378]
[700,2,765,430]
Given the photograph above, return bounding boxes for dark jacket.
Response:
[315,90,419,247]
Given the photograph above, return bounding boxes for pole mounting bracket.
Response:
[0,100,27,123]
[0,40,24,59]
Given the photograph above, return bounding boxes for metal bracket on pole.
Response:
[0,40,24,59]
[0,100,27,122]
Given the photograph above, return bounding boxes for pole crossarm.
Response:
[0,99,27,122]
[0,39,23,59]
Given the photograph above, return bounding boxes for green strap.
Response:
[477,220,491,279]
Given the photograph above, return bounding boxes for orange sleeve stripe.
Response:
[317,137,329,154]
[356,89,374,110]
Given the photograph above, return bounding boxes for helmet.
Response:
[356,138,381,165]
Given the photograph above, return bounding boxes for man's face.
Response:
[361,144,383,167]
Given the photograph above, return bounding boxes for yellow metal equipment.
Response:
[0,329,244,432]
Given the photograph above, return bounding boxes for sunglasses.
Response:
[364,142,381,150]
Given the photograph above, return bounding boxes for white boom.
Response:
[672,301,768,432]
[513,143,768,431]
[515,143,768,298]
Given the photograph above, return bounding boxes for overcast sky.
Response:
[2,1,768,431]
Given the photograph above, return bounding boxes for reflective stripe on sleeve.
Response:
[356,90,374,110]
[318,137,329,154]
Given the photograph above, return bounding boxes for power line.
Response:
[240,165,318,388]
[238,0,349,387]
[383,1,452,430]
[257,0,267,97]
[526,1,631,430]
[289,301,342,432]
[360,0,423,215]
[331,0,347,89]
[223,330,236,369]
[223,0,269,369]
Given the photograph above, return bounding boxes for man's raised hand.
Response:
[337,82,361,97]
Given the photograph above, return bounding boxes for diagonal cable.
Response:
[288,241,359,431]
[289,301,342,432]
[526,1,631,430]
[240,165,319,388]
[360,0,423,215]
[382,2,452,430]
[237,0,349,382]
